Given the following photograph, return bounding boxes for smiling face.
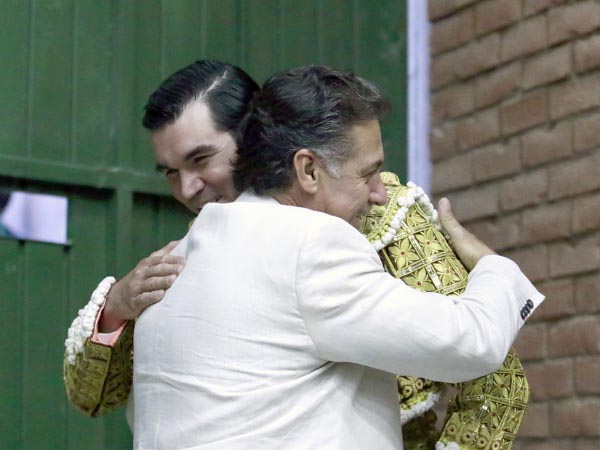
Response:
[315,120,388,228]
[153,100,239,213]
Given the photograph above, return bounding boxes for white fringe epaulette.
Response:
[370,181,441,251]
[64,276,116,365]
[399,390,441,426]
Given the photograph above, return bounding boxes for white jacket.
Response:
[133,192,543,450]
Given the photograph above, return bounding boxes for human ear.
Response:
[293,149,319,194]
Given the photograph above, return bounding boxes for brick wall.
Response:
[428,1,600,448]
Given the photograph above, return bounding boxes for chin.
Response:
[349,217,362,230]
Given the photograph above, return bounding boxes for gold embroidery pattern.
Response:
[63,321,134,416]
[361,172,529,450]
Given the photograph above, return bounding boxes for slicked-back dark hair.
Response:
[233,65,390,194]
[142,60,259,135]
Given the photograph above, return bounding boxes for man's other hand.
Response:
[438,198,496,271]
[99,241,185,332]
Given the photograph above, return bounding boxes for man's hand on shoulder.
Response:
[99,240,185,332]
[438,198,495,271]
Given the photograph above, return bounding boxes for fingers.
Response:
[101,241,185,326]
[142,254,185,271]
[150,240,181,257]
[132,289,167,310]
[142,274,178,293]
[437,198,495,270]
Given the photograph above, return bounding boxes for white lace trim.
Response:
[370,181,441,251]
[400,390,441,426]
[64,276,116,365]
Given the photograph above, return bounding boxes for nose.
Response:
[369,176,388,206]
[179,171,205,200]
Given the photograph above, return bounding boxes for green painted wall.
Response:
[0,1,407,448]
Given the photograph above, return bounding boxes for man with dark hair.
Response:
[129,65,543,449]
[93,60,259,335]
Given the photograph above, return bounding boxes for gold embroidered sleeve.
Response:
[63,320,134,417]
[361,172,530,450]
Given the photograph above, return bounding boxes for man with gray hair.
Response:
[132,65,543,449]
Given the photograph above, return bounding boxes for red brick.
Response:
[429,0,477,21]
[529,278,575,321]
[513,322,547,360]
[430,122,458,161]
[551,399,600,437]
[548,317,600,357]
[524,0,569,17]
[574,113,600,152]
[548,152,600,200]
[550,74,600,120]
[574,34,600,74]
[525,359,574,400]
[548,1,600,46]
[575,356,600,394]
[515,439,574,450]
[501,90,548,135]
[576,440,600,450]
[549,236,600,278]
[475,0,521,35]
[430,8,475,55]
[501,15,547,62]
[574,192,600,234]
[466,213,520,251]
[500,169,548,211]
[519,401,549,437]
[431,153,473,193]
[475,61,521,108]
[472,140,521,182]
[455,33,502,79]
[431,50,460,89]
[522,44,571,89]
[431,82,475,124]
[456,108,500,150]
[521,122,573,167]
[446,182,500,222]
[504,244,549,282]
[575,274,600,313]
[431,34,501,88]
[521,201,572,245]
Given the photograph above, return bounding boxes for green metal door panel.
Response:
[132,194,162,260]
[111,0,137,171]
[0,2,409,448]
[0,239,23,449]
[355,0,407,179]
[158,197,193,244]
[72,1,114,166]
[162,0,205,73]
[21,243,68,449]
[30,0,74,163]
[131,194,191,261]
[0,0,29,158]
[67,193,110,314]
[315,0,355,70]
[241,0,282,81]
[130,0,164,172]
[202,0,240,62]
[280,0,319,67]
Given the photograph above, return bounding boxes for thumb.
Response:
[438,197,463,240]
